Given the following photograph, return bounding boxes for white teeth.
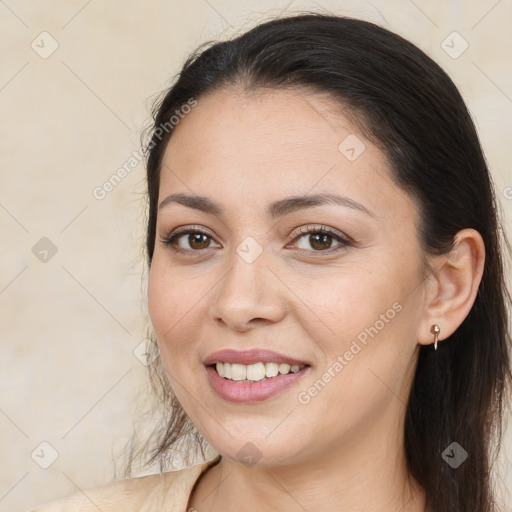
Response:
[230,363,247,381]
[278,363,291,374]
[265,362,279,377]
[247,362,266,381]
[214,361,306,381]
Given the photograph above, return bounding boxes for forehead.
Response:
[158,87,418,223]
[165,87,359,160]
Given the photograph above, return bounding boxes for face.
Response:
[148,87,429,467]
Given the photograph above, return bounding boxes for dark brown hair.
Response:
[125,13,512,512]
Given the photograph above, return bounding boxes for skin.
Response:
[147,87,485,512]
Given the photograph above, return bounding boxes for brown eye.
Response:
[308,233,334,251]
[291,226,351,253]
[160,228,220,255]
[186,233,211,250]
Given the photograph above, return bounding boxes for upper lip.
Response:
[204,348,310,367]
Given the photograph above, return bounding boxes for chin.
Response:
[195,418,314,467]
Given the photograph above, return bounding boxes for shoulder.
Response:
[27,455,221,512]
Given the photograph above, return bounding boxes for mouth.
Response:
[208,361,309,383]
[203,348,311,403]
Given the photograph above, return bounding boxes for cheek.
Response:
[289,264,390,345]
[293,256,419,376]
[147,263,169,337]
[147,260,211,368]
[148,263,189,353]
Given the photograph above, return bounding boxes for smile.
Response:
[214,361,306,382]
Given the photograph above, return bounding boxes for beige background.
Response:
[1,1,511,511]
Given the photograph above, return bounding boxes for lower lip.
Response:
[205,365,310,403]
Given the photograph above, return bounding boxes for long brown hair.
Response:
[123,13,512,511]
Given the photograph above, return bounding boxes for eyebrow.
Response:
[158,192,374,219]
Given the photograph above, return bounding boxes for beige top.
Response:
[28,455,221,512]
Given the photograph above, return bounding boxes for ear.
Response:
[416,228,485,348]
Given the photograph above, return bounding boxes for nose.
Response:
[210,244,287,332]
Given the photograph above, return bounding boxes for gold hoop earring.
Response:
[430,324,440,350]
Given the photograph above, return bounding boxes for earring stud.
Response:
[430,324,440,350]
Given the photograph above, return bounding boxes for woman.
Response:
[30,12,511,512]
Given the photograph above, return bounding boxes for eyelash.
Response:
[159,224,353,257]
